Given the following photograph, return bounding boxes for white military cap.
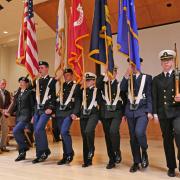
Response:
[85,72,97,80]
[158,50,176,60]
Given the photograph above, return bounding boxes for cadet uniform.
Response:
[12,77,35,161]
[96,70,124,169]
[56,68,81,165]
[80,72,100,167]
[120,59,152,172]
[32,61,56,163]
[152,50,180,177]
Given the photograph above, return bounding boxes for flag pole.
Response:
[104,30,112,103]
[59,30,65,104]
[128,28,135,100]
[82,49,87,109]
[174,43,180,96]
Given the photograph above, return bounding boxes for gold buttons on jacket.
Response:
[164,102,167,105]
[164,96,166,98]
[164,90,166,92]
[172,89,174,92]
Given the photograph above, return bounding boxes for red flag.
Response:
[16,0,39,79]
[68,0,89,82]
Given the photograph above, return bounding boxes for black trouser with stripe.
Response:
[80,114,99,164]
[101,112,122,163]
[159,116,180,169]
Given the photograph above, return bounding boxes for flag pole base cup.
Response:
[82,109,92,116]
[106,105,116,111]
[130,104,139,110]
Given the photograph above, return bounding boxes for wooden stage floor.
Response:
[0,137,179,180]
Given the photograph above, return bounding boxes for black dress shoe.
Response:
[129,163,140,173]
[114,151,122,164]
[41,150,51,160]
[15,152,26,162]
[87,151,94,160]
[82,161,92,168]
[106,160,116,169]
[32,157,45,164]
[167,169,175,177]
[66,155,74,164]
[141,151,149,168]
[57,158,67,165]
[1,147,10,152]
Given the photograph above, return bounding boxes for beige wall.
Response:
[0,46,9,80]
[0,36,96,92]
[0,38,56,92]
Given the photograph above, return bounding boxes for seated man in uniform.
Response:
[0,79,11,153]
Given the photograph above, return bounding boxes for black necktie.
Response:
[166,72,170,79]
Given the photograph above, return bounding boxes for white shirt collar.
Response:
[66,81,72,85]
[41,75,48,79]
[164,69,173,76]
[88,85,94,89]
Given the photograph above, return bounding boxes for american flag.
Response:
[16,0,39,79]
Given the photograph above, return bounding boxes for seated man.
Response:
[0,79,11,153]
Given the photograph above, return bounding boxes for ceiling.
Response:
[0,0,180,46]
[0,0,55,46]
[34,0,180,33]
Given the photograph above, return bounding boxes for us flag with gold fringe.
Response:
[16,0,39,79]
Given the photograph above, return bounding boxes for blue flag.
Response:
[117,0,140,70]
[89,0,114,75]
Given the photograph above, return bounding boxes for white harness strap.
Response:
[60,83,77,106]
[36,79,40,105]
[83,87,97,110]
[128,75,146,104]
[104,82,121,105]
[41,78,53,105]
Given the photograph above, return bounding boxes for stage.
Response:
[0,137,179,180]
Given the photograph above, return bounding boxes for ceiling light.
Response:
[3,31,8,34]
[166,3,172,7]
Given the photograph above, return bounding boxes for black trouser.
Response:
[101,114,122,162]
[80,114,98,163]
[127,114,149,164]
[159,116,180,169]
[52,117,60,141]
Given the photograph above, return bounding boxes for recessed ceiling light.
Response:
[3,31,8,34]
[166,3,172,7]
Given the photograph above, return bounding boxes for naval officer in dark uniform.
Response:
[11,77,35,161]
[96,67,124,169]
[120,58,153,172]
[80,72,100,168]
[32,61,56,163]
[152,50,180,177]
[56,68,81,165]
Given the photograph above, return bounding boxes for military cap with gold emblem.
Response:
[85,72,97,80]
[63,68,73,74]
[158,50,176,61]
